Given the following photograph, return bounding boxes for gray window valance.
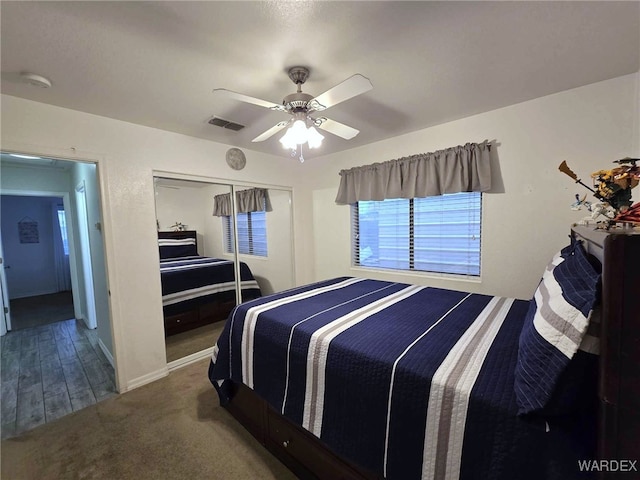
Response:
[335,141,492,205]
[213,188,272,216]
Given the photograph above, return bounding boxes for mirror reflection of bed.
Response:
[153,177,294,364]
[158,229,260,362]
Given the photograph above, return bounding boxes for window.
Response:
[352,192,481,276]
[57,209,69,255]
[223,211,268,257]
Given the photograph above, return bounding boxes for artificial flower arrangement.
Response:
[559,157,640,227]
[169,222,187,231]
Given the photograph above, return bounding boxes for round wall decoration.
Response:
[226,148,246,170]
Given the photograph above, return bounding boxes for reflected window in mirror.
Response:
[223,211,267,257]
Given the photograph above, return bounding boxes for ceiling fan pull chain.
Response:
[289,146,303,162]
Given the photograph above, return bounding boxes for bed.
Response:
[158,231,262,336]
[208,225,639,479]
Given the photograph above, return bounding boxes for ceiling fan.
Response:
[213,66,373,156]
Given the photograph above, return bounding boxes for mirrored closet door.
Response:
[153,176,294,364]
[231,184,294,302]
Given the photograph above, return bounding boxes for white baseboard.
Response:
[98,338,114,368]
[126,367,169,391]
[124,348,213,392]
[10,289,58,300]
[167,347,213,372]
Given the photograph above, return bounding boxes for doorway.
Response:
[0,152,116,439]
[1,195,74,330]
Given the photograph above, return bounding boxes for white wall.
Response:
[0,195,60,298]
[259,188,294,294]
[155,181,233,257]
[301,73,640,300]
[1,94,306,391]
[155,183,209,247]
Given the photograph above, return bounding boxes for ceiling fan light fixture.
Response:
[279,128,297,150]
[279,116,324,151]
[290,119,308,143]
[306,126,324,149]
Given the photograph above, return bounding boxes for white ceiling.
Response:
[1,1,638,160]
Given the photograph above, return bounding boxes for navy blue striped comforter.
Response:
[209,277,595,480]
[160,256,261,316]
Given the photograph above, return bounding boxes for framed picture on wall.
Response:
[18,217,39,244]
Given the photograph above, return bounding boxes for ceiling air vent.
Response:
[208,116,245,131]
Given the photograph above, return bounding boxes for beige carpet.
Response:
[1,358,296,480]
[166,322,225,363]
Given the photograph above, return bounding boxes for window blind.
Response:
[224,211,268,257]
[353,192,481,276]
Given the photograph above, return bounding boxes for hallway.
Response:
[1,318,116,439]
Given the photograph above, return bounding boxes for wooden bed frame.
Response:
[574,226,640,470]
[158,231,236,336]
[221,225,640,480]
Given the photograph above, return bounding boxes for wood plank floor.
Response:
[1,319,116,440]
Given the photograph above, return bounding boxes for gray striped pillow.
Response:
[158,237,197,259]
[514,240,600,415]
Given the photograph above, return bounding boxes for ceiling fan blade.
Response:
[252,121,290,142]
[309,74,373,112]
[315,117,360,140]
[213,88,286,112]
